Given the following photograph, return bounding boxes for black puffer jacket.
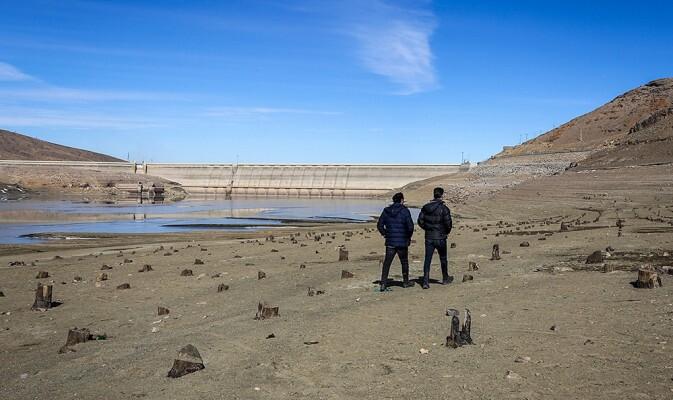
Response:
[417,199,452,240]
[377,203,414,247]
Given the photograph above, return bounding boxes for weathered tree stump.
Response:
[116,283,131,290]
[445,309,461,348]
[180,269,193,276]
[341,270,354,279]
[445,308,473,348]
[167,344,205,378]
[58,327,93,353]
[307,287,316,296]
[194,259,204,265]
[138,264,153,272]
[586,251,604,264]
[255,302,279,320]
[158,306,170,316]
[101,264,112,270]
[520,241,530,247]
[468,261,479,271]
[462,275,474,282]
[491,244,501,260]
[217,283,229,292]
[96,272,108,282]
[258,271,266,280]
[450,243,457,249]
[35,271,49,279]
[339,248,349,262]
[299,264,306,269]
[31,283,53,310]
[461,309,473,345]
[560,222,569,232]
[635,267,663,289]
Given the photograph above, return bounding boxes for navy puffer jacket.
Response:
[377,203,414,247]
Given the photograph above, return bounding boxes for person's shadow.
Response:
[412,276,454,286]
[372,278,405,287]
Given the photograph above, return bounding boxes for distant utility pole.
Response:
[127,152,130,162]
[461,152,464,163]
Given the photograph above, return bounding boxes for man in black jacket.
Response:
[377,192,415,291]
[417,187,453,289]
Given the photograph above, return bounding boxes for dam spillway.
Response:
[0,161,466,197]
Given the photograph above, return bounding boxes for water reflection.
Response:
[0,197,398,244]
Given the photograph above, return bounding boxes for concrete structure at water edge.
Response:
[0,160,468,197]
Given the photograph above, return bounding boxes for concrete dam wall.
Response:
[0,160,465,197]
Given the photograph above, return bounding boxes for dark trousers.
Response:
[380,245,409,285]
[423,239,448,285]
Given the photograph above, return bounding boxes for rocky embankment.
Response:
[0,165,186,202]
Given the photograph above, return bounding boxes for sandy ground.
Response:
[1,166,673,400]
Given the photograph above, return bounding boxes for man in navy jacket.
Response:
[417,187,453,289]
[377,192,415,291]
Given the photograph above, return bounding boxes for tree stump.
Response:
[194,259,204,265]
[180,269,193,276]
[450,243,457,249]
[138,264,153,272]
[167,344,205,378]
[35,271,49,279]
[586,251,603,264]
[217,283,229,292]
[116,283,131,290]
[307,287,316,297]
[445,309,461,349]
[491,244,501,260]
[158,306,170,316]
[635,267,662,289]
[445,308,473,348]
[462,274,474,282]
[468,261,479,271]
[255,302,279,320]
[58,328,93,353]
[520,241,530,247]
[460,309,473,345]
[341,270,354,279]
[560,222,569,232]
[339,248,349,262]
[31,283,53,310]
[258,271,266,280]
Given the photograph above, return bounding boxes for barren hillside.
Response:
[497,78,673,157]
[0,129,123,162]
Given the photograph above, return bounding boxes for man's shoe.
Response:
[422,283,430,289]
[402,281,415,288]
[379,284,388,292]
[441,276,454,285]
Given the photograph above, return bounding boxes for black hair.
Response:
[433,187,444,199]
[392,192,404,203]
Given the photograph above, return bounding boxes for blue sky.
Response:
[1,0,672,163]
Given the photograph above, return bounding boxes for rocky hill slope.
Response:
[0,129,123,162]
[397,78,673,207]
[497,78,673,157]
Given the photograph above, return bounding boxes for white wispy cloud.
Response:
[203,107,341,117]
[0,62,35,81]
[0,107,164,130]
[0,87,180,102]
[347,1,438,95]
